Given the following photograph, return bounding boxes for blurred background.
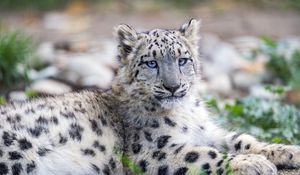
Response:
[1,0,300,145]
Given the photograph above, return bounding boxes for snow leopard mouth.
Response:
[154,94,186,101]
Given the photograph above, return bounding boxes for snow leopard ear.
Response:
[115,24,138,64]
[179,19,201,46]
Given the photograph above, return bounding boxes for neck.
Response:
[111,79,204,129]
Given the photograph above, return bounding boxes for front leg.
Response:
[127,138,277,174]
[226,132,300,168]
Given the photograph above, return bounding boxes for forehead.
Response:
[141,29,191,59]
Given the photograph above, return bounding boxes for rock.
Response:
[231,36,262,58]
[37,42,55,64]
[29,79,72,95]
[249,85,275,99]
[43,12,91,33]
[9,91,28,102]
[277,37,300,60]
[63,55,115,88]
[81,75,112,89]
[200,33,249,75]
[207,74,232,95]
[232,71,263,90]
[28,66,60,81]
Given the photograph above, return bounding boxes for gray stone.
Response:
[9,91,28,102]
[29,79,71,95]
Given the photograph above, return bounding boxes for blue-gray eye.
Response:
[178,58,189,66]
[146,60,158,69]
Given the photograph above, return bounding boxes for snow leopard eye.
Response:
[178,58,190,66]
[145,60,158,69]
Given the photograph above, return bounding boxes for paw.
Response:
[230,154,277,175]
[264,145,300,168]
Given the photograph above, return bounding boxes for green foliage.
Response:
[0,96,5,105]
[260,37,300,89]
[0,28,34,87]
[25,90,39,99]
[211,96,300,145]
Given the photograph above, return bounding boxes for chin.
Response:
[159,97,183,109]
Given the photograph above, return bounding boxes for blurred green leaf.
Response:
[218,96,300,145]
[0,27,35,88]
[25,90,39,99]
[0,96,5,105]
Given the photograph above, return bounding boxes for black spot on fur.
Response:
[234,141,242,151]
[182,126,188,133]
[144,131,153,142]
[202,163,210,170]
[50,116,59,125]
[19,138,32,150]
[217,168,224,175]
[152,150,160,158]
[134,70,139,78]
[103,164,110,175]
[164,117,176,127]
[150,120,159,128]
[69,123,84,141]
[60,111,75,119]
[36,116,48,125]
[208,151,217,159]
[132,143,142,154]
[133,133,140,142]
[91,164,100,173]
[174,145,184,154]
[100,116,107,126]
[157,165,168,175]
[59,133,68,145]
[109,158,116,169]
[0,163,8,175]
[37,147,51,156]
[26,161,36,173]
[174,167,188,175]
[157,135,171,149]
[157,152,166,161]
[2,131,16,146]
[11,163,22,175]
[8,151,22,160]
[0,150,2,157]
[93,141,106,152]
[139,160,148,172]
[89,119,103,136]
[217,160,223,167]
[28,126,47,137]
[185,151,199,163]
[82,149,96,157]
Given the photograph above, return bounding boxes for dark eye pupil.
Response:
[146,61,157,68]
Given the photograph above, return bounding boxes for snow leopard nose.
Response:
[163,84,180,94]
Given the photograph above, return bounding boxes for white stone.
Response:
[207,74,232,95]
[28,66,60,80]
[30,79,71,95]
[37,42,55,64]
[230,36,262,58]
[63,55,115,88]
[250,85,275,99]
[232,72,263,90]
[9,91,28,102]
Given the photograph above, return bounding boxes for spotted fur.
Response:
[0,91,123,175]
[113,19,300,175]
[1,19,300,175]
